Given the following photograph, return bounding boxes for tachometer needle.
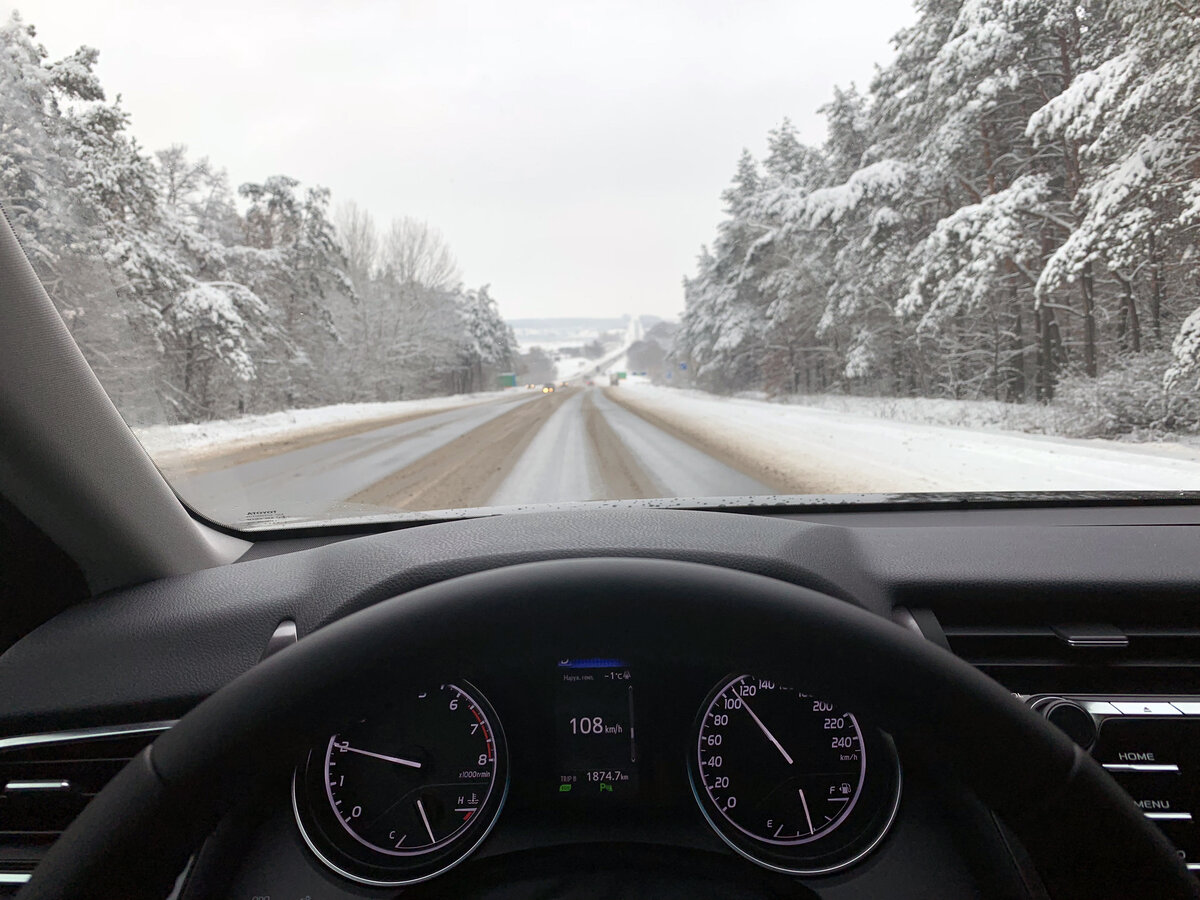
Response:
[416,798,436,844]
[739,697,794,765]
[799,788,815,835]
[341,745,422,768]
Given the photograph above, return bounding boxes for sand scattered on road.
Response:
[144,394,521,476]
[581,390,664,499]
[351,389,577,510]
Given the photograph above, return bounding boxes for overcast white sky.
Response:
[12,0,915,321]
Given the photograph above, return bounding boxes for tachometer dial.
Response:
[689,674,900,875]
[294,681,508,886]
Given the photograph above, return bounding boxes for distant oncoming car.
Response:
[541,384,555,394]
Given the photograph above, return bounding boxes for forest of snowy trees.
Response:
[0,13,515,426]
[675,0,1200,436]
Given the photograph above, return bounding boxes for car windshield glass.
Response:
[4,2,1200,529]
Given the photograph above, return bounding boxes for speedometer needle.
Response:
[416,798,436,844]
[739,697,794,765]
[341,745,422,769]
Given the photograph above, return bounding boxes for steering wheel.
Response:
[18,559,1198,899]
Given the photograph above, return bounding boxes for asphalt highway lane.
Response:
[173,386,770,526]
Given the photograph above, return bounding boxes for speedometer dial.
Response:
[294,681,508,886]
[698,675,865,843]
[689,674,901,875]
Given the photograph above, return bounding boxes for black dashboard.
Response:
[4,505,1200,898]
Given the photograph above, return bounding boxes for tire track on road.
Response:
[157,393,528,477]
[580,390,664,499]
[350,389,576,511]
[601,387,799,493]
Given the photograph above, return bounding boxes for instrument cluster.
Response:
[292,658,901,885]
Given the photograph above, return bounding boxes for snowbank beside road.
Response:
[614,384,1200,493]
[743,392,1065,435]
[732,389,1200,446]
[134,392,506,461]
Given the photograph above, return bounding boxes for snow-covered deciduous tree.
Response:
[0,12,517,423]
[328,204,516,401]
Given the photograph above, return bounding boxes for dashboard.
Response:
[4,504,1200,898]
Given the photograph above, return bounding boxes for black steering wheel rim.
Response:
[18,558,1197,899]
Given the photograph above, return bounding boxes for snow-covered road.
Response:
[155,383,1200,528]
[488,389,767,506]
[168,393,536,522]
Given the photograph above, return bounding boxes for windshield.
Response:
[5,2,1200,529]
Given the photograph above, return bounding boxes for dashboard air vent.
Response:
[931,611,1200,694]
[0,722,173,893]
